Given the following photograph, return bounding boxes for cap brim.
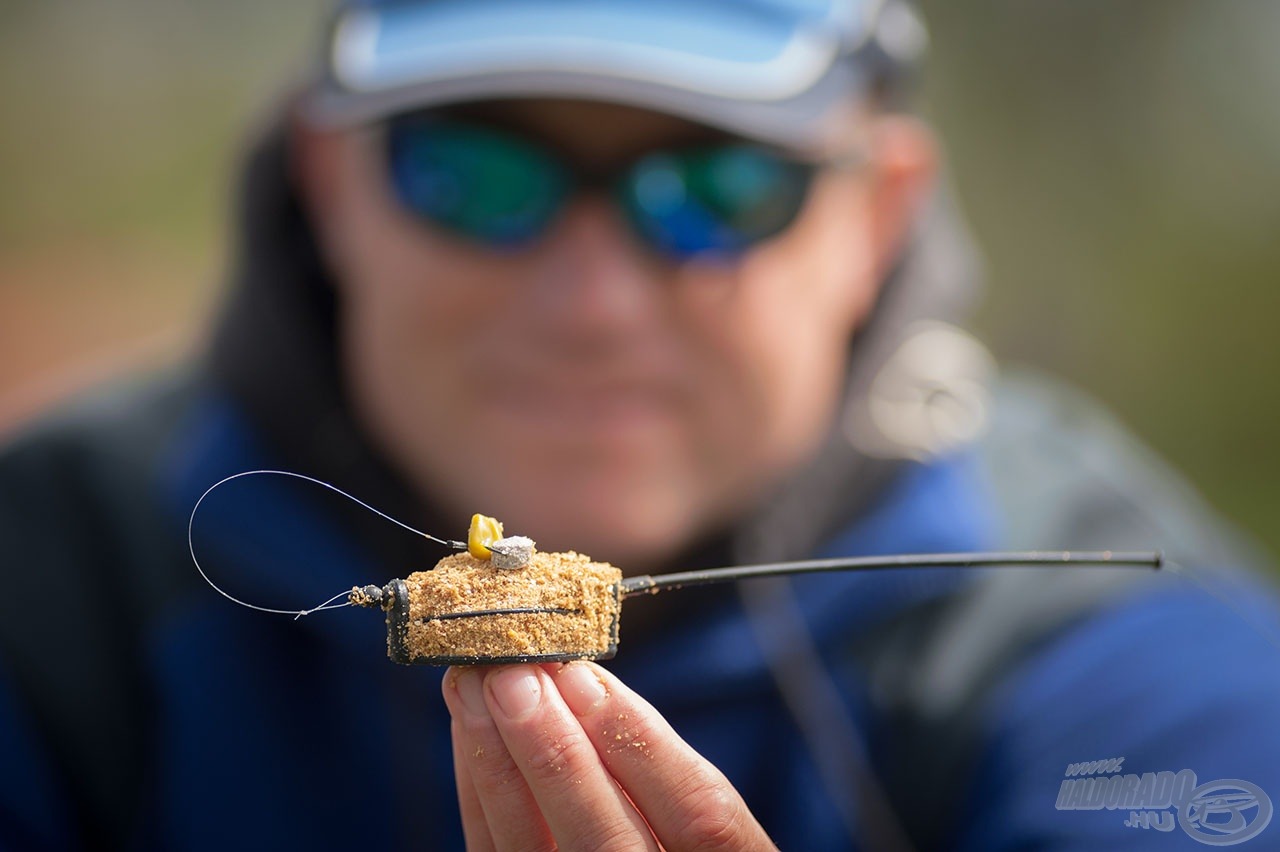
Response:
[305,0,871,150]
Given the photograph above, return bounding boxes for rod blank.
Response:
[619,550,1163,598]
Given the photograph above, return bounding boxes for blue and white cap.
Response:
[307,0,927,150]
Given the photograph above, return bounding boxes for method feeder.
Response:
[349,542,1164,667]
[188,472,1163,668]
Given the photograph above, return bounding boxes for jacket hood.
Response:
[206,112,988,571]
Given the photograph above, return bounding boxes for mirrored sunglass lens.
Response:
[621,146,812,257]
[387,119,567,246]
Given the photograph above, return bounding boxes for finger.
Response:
[443,667,555,852]
[450,718,496,852]
[550,662,776,851]
[483,664,659,851]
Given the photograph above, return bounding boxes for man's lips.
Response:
[476,374,685,434]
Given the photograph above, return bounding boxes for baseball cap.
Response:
[306,0,927,151]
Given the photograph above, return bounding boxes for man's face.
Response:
[298,99,932,569]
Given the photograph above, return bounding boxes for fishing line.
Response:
[188,469,462,618]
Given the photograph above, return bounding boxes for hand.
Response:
[443,661,777,851]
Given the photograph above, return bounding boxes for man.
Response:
[2,0,1278,849]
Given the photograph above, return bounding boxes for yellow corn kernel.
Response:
[468,514,504,559]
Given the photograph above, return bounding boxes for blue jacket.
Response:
[2,372,1278,851]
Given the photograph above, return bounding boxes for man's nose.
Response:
[523,196,665,340]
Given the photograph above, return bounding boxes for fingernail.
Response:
[489,666,542,721]
[557,662,608,717]
[454,668,489,718]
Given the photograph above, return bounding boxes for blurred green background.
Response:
[1,1,1277,562]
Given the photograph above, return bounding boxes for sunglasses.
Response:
[385,113,853,260]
